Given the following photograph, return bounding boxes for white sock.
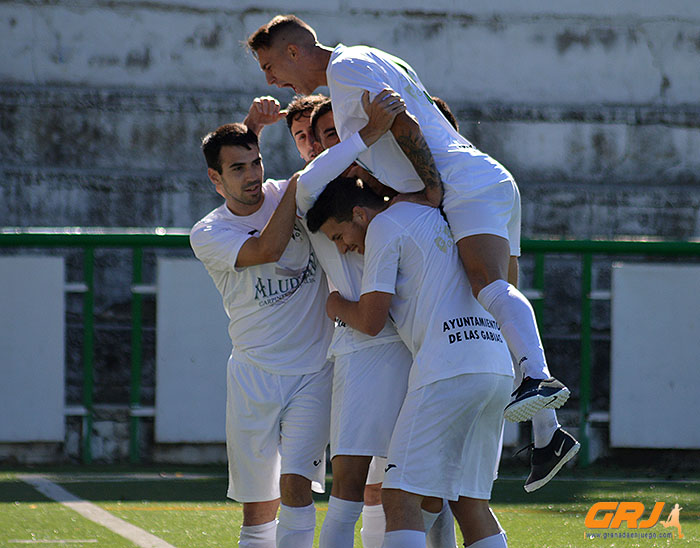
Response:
[466,532,508,547]
[426,502,457,548]
[318,496,364,548]
[422,509,440,537]
[532,408,560,448]
[276,503,315,548]
[477,280,550,380]
[361,504,385,548]
[239,520,276,548]
[382,530,426,548]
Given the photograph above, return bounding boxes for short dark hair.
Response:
[286,94,328,134]
[306,177,385,233]
[432,96,459,131]
[247,14,317,54]
[201,123,258,173]
[310,98,333,141]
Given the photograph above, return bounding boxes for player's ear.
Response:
[208,168,225,198]
[352,206,369,226]
[287,44,299,60]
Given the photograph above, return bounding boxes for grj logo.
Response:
[585,502,684,539]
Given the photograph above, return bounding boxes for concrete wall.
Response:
[1,1,699,461]
[2,0,699,237]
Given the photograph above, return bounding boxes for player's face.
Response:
[290,112,318,163]
[211,144,264,213]
[320,217,367,255]
[256,45,315,95]
[315,110,340,150]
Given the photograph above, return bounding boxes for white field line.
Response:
[33,473,226,483]
[9,541,98,544]
[17,475,177,548]
[497,475,700,484]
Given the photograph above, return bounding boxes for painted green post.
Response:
[532,252,546,330]
[130,247,144,463]
[579,252,593,467]
[82,247,95,464]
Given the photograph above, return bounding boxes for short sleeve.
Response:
[190,221,252,273]
[361,214,402,296]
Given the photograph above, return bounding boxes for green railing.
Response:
[2,228,700,466]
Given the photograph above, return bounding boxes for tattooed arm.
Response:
[390,111,443,207]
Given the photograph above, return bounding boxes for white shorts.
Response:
[225,355,333,503]
[366,456,387,485]
[383,373,512,501]
[443,178,521,257]
[331,341,411,458]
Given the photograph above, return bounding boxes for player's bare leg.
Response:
[361,482,385,548]
[318,455,371,548]
[381,488,426,548]
[277,474,316,548]
[240,499,279,547]
[449,497,507,547]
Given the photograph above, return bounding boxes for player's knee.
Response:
[364,483,383,506]
[242,500,279,526]
[279,474,312,507]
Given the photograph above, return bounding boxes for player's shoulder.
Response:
[330,44,378,70]
[190,204,231,244]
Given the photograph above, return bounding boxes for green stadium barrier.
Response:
[2,228,700,466]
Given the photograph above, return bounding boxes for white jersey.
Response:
[327,44,515,207]
[190,178,333,374]
[361,202,514,390]
[297,136,401,356]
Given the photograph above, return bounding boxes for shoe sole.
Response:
[524,441,580,493]
[504,388,570,422]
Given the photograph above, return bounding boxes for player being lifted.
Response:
[246,15,579,491]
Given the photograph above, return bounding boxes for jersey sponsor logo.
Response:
[313,459,322,467]
[434,224,455,253]
[248,229,259,236]
[254,251,319,307]
[442,315,504,345]
[384,463,397,473]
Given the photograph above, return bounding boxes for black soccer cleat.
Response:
[524,428,580,492]
[503,376,570,422]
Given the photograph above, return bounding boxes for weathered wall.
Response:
[2,1,699,236]
[1,1,699,461]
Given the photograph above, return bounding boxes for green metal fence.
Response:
[2,228,700,466]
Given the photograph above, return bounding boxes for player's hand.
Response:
[358,89,406,147]
[243,96,287,135]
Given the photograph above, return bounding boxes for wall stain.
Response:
[126,47,151,69]
[556,28,618,54]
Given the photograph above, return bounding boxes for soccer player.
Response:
[246,14,571,425]
[245,90,457,547]
[190,123,333,548]
[306,177,514,548]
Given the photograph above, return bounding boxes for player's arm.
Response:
[326,290,392,337]
[390,111,443,207]
[235,174,299,267]
[243,96,287,136]
[297,90,405,215]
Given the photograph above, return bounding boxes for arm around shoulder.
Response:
[235,175,299,268]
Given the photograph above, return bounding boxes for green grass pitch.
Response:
[1,466,697,547]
